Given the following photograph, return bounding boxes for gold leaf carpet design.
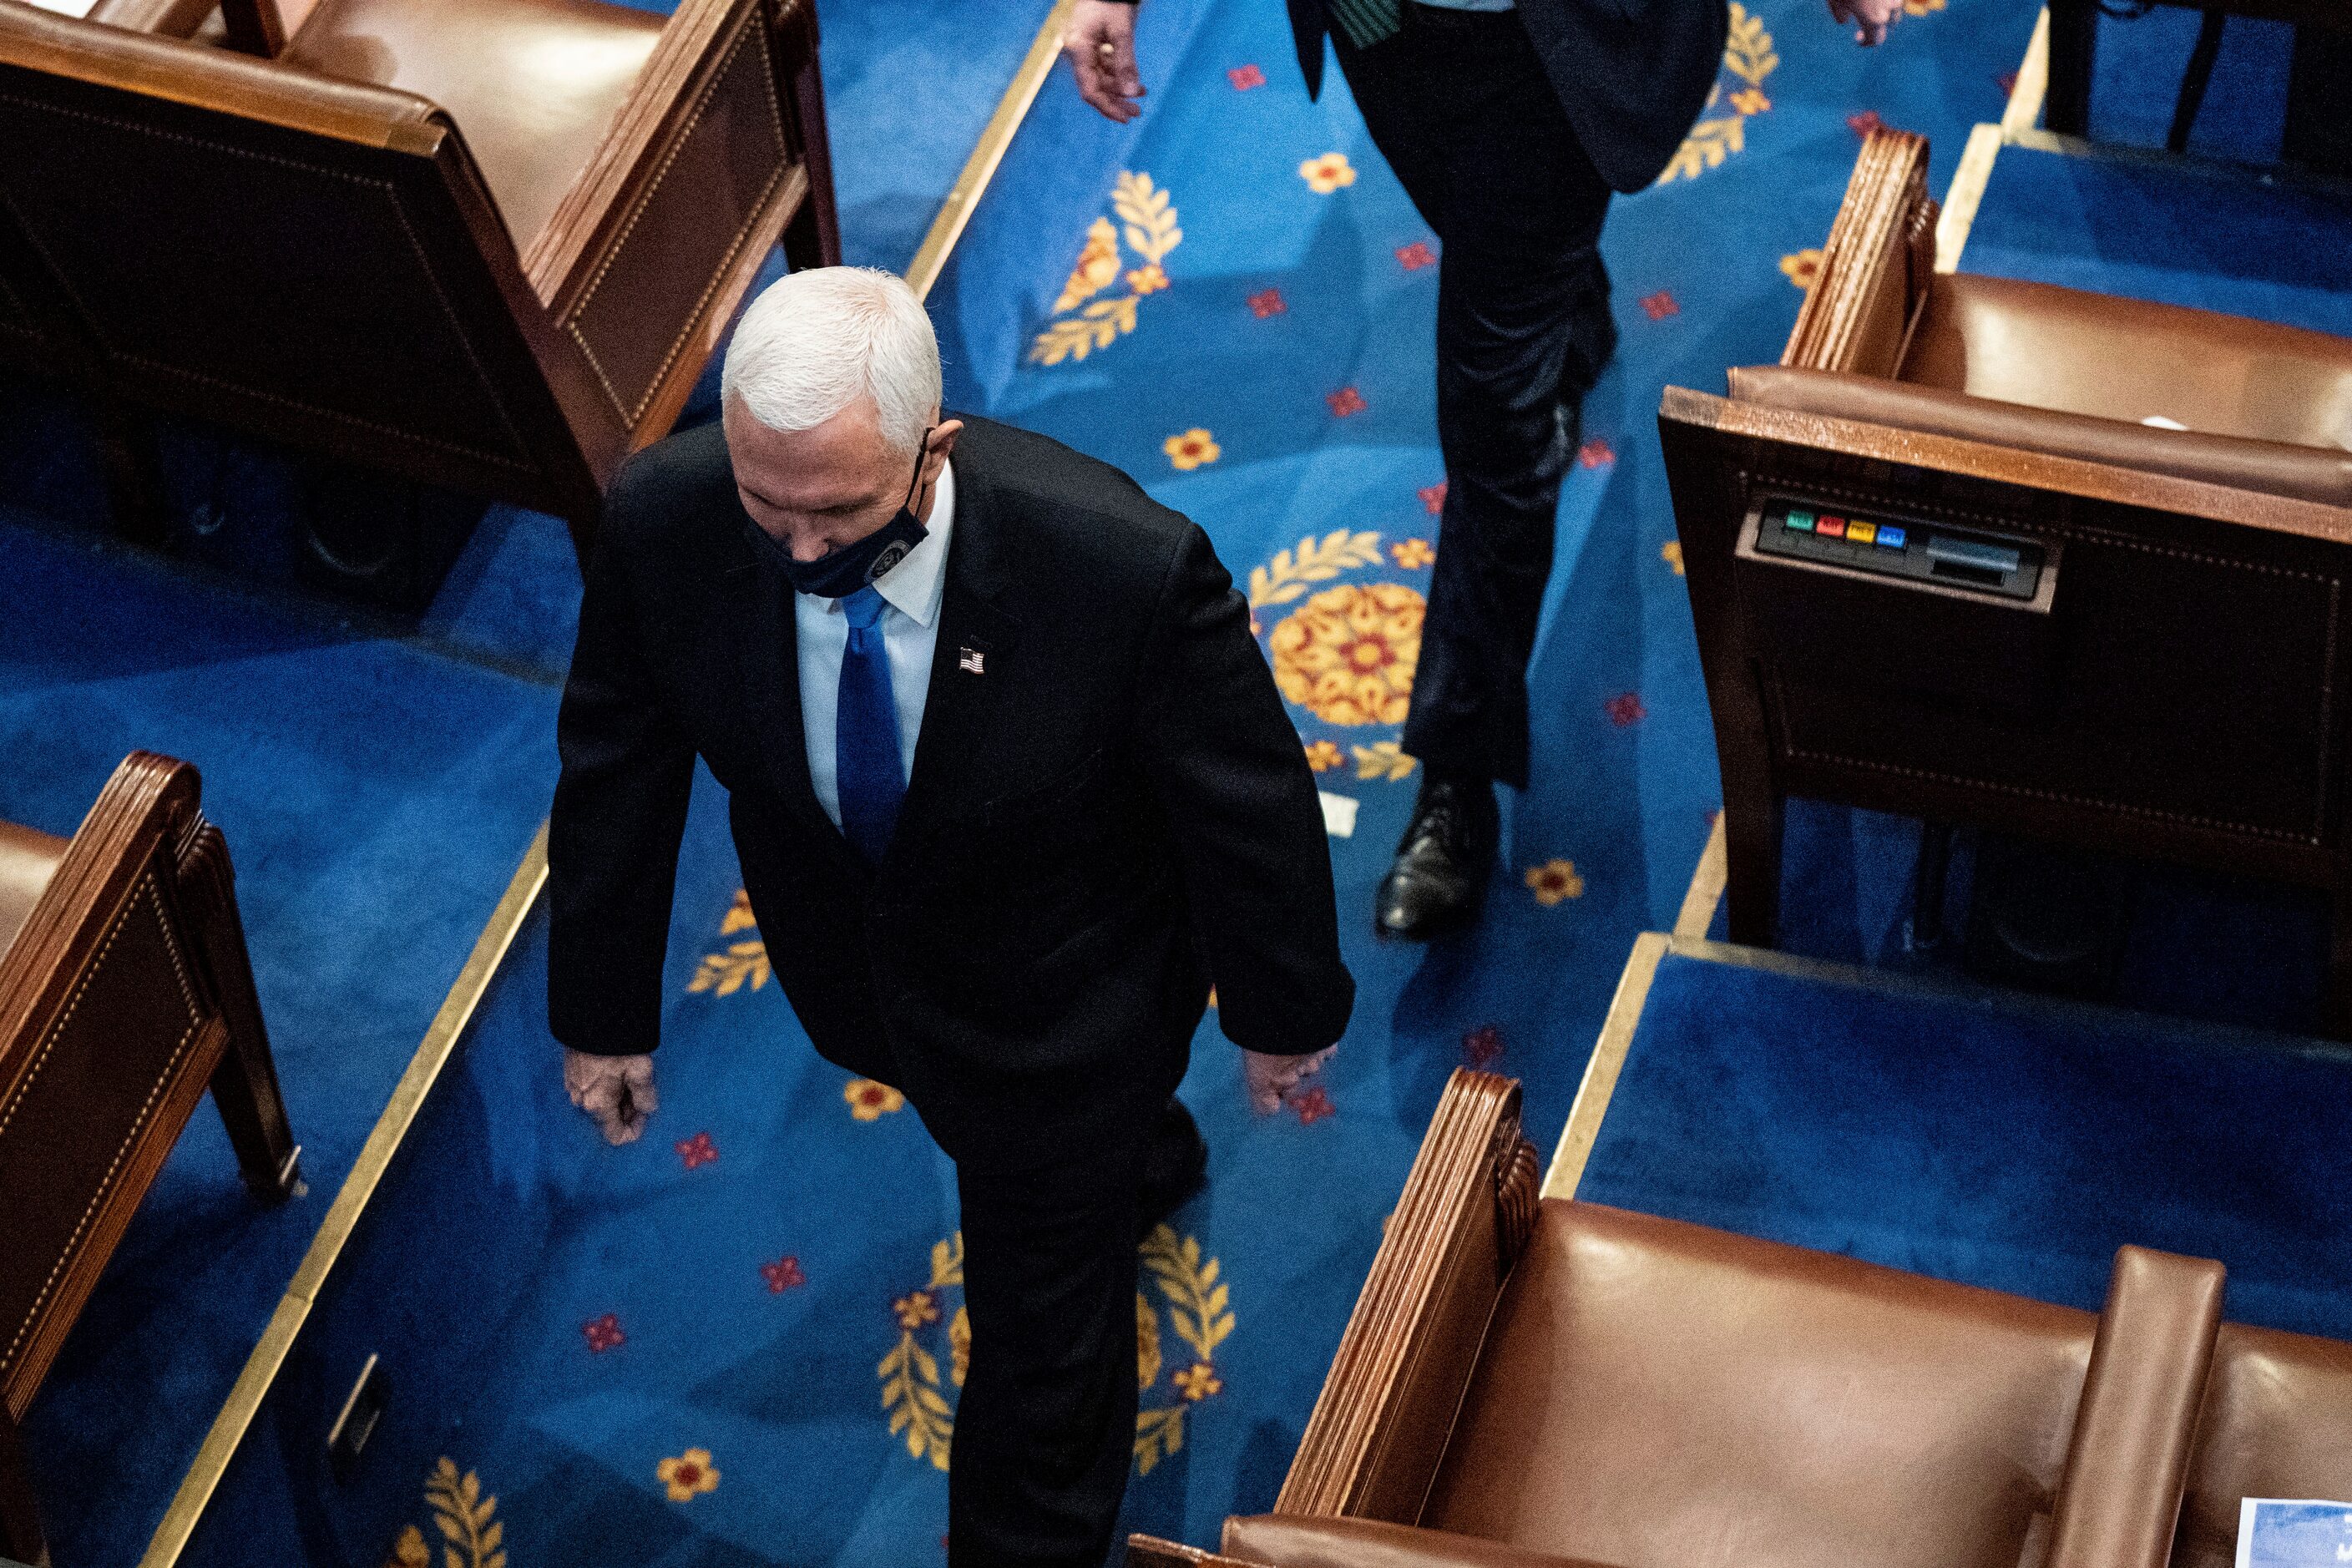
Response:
[382,1458,504,1568]
[879,1225,1234,1475]
[1658,3,1779,184]
[1030,172,1184,366]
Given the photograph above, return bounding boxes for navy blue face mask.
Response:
[744,427,934,599]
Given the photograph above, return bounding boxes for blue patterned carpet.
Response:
[0,518,559,1567]
[1579,945,2352,1343]
[219,3,2056,1563]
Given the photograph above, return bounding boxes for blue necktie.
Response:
[835,585,906,864]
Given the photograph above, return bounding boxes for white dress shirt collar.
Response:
[807,458,953,629]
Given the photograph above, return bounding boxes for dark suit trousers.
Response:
[1335,5,1616,789]
[947,1118,1150,1568]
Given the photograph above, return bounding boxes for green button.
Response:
[1784,508,1816,532]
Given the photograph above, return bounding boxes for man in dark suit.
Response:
[550,267,1352,1566]
[1069,0,1906,940]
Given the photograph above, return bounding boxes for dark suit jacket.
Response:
[1285,0,1730,195]
[548,415,1353,1162]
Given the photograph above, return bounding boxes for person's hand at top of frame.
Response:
[1068,0,1146,123]
[1828,0,1905,45]
[565,1048,658,1146]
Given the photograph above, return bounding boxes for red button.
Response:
[1816,516,1847,539]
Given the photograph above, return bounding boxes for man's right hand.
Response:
[565,1048,658,1146]
[1067,0,1146,123]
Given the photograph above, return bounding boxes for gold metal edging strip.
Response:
[1542,930,1671,1200]
[903,0,1080,301]
[1935,5,2051,271]
[1672,816,1728,941]
[137,826,549,1568]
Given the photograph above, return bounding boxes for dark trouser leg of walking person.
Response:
[946,1120,1150,1568]
[1333,4,1616,939]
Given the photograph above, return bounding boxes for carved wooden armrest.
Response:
[1271,1068,1540,1520]
[1783,128,1939,376]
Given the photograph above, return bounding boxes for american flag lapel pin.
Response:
[959,646,986,675]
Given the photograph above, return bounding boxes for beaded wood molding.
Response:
[1271,1068,1538,1520]
[1783,128,1938,376]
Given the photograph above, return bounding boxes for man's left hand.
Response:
[1828,0,1904,45]
[1242,1044,1337,1114]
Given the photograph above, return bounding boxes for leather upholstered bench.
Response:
[0,754,297,1567]
[1130,1070,2352,1568]
[0,0,839,565]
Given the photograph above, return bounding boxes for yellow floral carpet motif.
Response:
[1029,172,1183,366]
[1248,529,1429,782]
[879,1225,1235,1476]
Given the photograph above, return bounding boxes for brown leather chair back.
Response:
[1726,364,2352,508]
[0,2,614,524]
[1903,272,2352,453]
[1419,1202,2212,1568]
[1146,1075,2250,1568]
[2170,1323,2352,1568]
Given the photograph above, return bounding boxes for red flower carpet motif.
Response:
[1604,691,1647,726]
[1848,109,1885,138]
[1326,387,1367,417]
[1418,481,1447,515]
[676,1131,718,1170]
[1462,1024,1505,1068]
[1227,63,1264,90]
[1639,290,1680,321]
[1395,241,1435,271]
[1247,286,1287,319]
[1578,437,1615,468]
[583,1313,625,1353]
[1995,70,2018,96]
[1292,1085,1335,1125]
[761,1257,807,1294]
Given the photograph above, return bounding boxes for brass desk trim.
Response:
[904,0,1079,301]
[1935,3,2050,272]
[139,826,547,1568]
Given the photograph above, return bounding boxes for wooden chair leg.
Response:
[0,1412,49,1568]
[1722,787,1785,949]
[2044,0,2097,136]
[180,825,301,1201]
[780,0,842,271]
[90,396,171,551]
[2325,879,2352,1042]
[781,198,829,275]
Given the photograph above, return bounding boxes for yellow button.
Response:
[1845,521,1877,544]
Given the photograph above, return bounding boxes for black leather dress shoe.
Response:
[1374,773,1499,942]
[1140,1097,1208,1232]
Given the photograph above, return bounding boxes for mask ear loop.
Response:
[902,425,938,517]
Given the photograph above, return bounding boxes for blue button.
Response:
[1927,535,2021,574]
[1875,526,1907,549]
[1783,508,1815,532]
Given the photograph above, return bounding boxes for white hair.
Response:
[721,267,941,455]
